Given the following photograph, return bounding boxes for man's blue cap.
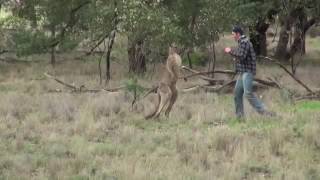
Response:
[232,26,244,35]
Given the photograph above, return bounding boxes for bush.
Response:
[182,51,208,66]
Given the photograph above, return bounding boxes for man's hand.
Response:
[224,47,231,54]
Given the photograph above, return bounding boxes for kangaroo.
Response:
[145,44,182,119]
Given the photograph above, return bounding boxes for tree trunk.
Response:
[105,1,118,84]
[208,41,216,79]
[250,20,269,56]
[289,18,316,58]
[128,39,146,74]
[187,48,193,69]
[105,30,116,85]
[275,22,290,60]
[288,17,316,75]
[50,26,56,67]
[275,8,306,61]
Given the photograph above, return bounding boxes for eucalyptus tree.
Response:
[3,0,90,66]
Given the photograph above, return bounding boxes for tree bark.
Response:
[250,20,269,56]
[289,18,316,58]
[275,19,291,60]
[274,8,309,61]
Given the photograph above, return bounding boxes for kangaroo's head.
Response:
[169,43,178,55]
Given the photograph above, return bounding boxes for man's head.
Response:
[232,26,244,41]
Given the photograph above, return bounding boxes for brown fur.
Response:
[145,45,182,119]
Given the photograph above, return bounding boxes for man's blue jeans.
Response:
[234,72,266,118]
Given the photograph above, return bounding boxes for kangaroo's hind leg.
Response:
[165,86,178,117]
[144,92,161,119]
[153,84,172,119]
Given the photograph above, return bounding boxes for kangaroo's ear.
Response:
[170,42,177,48]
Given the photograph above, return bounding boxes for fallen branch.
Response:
[294,91,320,101]
[294,95,320,101]
[181,66,235,79]
[181,85,203,93]
[254,78,280,88]
[44,73,78,90]
[44,72,126,93]
[258,56,314,93]
[181,66,235,85]
[0,57,41,64]
[182,66,280,88]
[180,79,273,94]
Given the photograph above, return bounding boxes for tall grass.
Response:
[0,52,319,180]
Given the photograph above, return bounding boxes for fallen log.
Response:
[44,72,126,93]
[181,66,280,88]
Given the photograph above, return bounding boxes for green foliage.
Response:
[124,77,145,98]
[12,30,49,56]
[0,0,319,68]
[233,0,278,26]
[1,0,90,56]
[182,52,207,66]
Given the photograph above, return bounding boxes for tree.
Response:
[274,0,320,61]
[233,0,280,56]
[81,0,119,84]
[196,0,234,76]
[4,0,90,66]
[119,0,177,74]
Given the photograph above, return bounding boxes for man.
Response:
[224,26,274,119]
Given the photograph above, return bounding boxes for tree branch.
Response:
[49,1,91,48]
[44,72,126,93]
[258,56,314,93]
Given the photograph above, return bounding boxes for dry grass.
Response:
[0,48,319,180]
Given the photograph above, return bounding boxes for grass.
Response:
[0,40,319,179]
[296,101,320,112]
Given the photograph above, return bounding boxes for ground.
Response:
[0,35,319,180]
